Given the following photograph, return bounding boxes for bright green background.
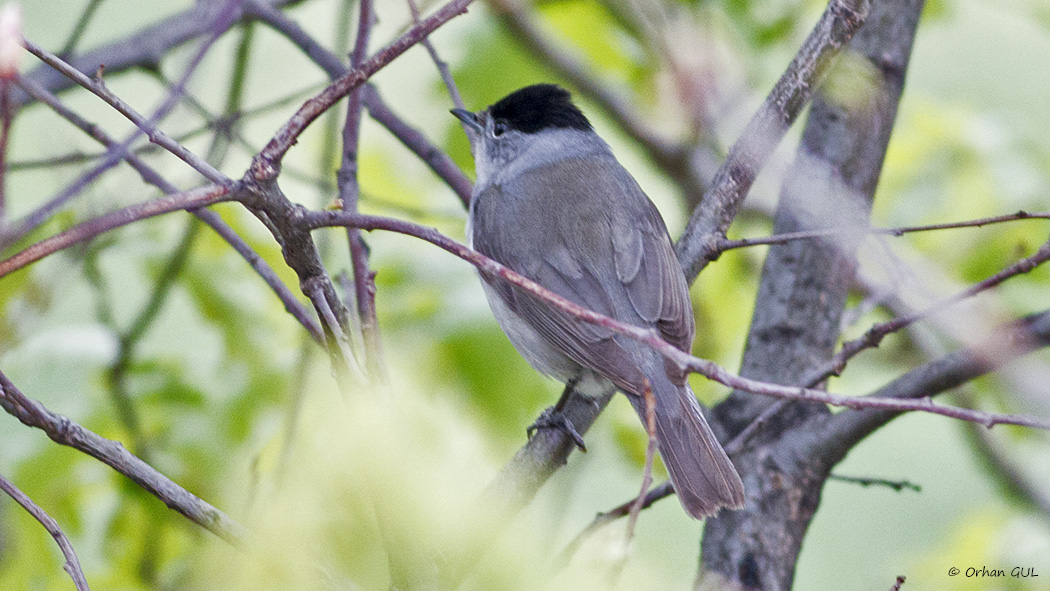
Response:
[1,0,1048,589]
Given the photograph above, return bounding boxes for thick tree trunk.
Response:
[698,1,926,588]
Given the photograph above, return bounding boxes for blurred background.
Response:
[1,0,1048,589]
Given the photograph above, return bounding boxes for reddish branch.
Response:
[252,0,476,172]
[244,0,474,206]
[0,184,234,278]
[12,74,323,342]
[301,209,1050,431]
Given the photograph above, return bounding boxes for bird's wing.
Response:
[470,155,695,393]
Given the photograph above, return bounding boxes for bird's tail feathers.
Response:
[627,367,745,519]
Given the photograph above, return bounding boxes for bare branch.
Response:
[22,39,230,185]
[675,0,870,283]
[362,85,473,206]
[827,474,921,492]
[407,0,464,109]
[817,309,1050,462]
[14,0,303,107]
[0,183,234,278]
[14,56,322,341]
[718,210,1050,251]
[803,238,1050,386]
[338,0,386,382]
[625,382,657,548]
[0,473,92,590]
[252,0,476,172]
[246,0,474,206]
[0,370,246,544]
[238,175,358,386]
[56,0,105,59]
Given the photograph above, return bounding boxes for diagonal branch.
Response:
[22,39,229,185]
[252,0,476,172]
[675,0,870,283]
[9,6,239,247]
[816,309,1050,464]
[0,370,246,544]
[0,473,92,591]
[717,210,1050,251]
[14,0,304,107]
[244,1,474,206]
[802,237,1050,387]
[0,183,234,278]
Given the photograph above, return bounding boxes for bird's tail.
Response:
[627,366,745,519]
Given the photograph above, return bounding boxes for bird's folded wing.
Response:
[471,155,695,392]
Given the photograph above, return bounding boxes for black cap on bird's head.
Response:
[488,84,591,134]
[451,84,591,136]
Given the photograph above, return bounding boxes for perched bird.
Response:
[453,84,744,518]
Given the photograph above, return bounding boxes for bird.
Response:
[452,84,744,518]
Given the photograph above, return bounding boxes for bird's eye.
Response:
[492,121,507,138]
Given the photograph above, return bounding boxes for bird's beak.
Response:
[450,108,484,134]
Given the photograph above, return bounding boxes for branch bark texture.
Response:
[699,1,925,588]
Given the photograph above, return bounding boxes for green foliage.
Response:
[1,0,1049,589]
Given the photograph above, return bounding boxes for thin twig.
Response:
[304,277,365,389]
[56,0,105,58]
[0,370,246,544]
[362,85,473,207]
[17,1,240,241]
[557,480,674,567]
[10,21,240,246]
[0,473,92,591]
[15,0,302,107]
[252,0,476,172]
[22,39,229,185]
[608,380,658,584]
[802,237,1050,386]
[718,210,1050,251]
[11,76,322,341]
[0,184,234,278]
[407,0,465,109]
[245,3,474,206]
[828,474,921,492]
[561,398,818,560]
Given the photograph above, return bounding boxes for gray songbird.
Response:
[452,84,744,518]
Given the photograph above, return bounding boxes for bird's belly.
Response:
[480,282,579,382]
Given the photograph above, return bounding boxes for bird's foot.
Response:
[527,407,587,452]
